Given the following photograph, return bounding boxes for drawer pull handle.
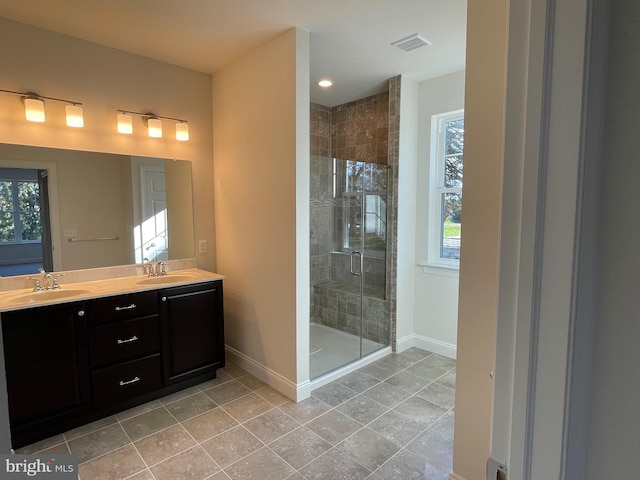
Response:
[115,303,137,311]
[119,376,140,387]
[117,335,139,345]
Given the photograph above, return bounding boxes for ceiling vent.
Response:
[391,33,431,52]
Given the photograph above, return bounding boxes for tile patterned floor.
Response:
[17,348,455,480]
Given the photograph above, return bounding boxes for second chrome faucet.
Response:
[142,258,168,277]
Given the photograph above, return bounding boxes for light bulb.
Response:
[24,98,45,122]
[66,105,84,128]
[147,118,162,138]
[117,113,133,134]
[176,122,189,141]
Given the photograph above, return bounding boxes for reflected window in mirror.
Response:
[0,168,49,276]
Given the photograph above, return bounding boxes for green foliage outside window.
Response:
[18,181,42,241]
[0,180,42,243]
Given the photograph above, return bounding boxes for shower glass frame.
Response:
[309,156,389,379]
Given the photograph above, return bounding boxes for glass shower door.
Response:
[344,187,365,359]
[340,160,390,360]
[309,157,388,379]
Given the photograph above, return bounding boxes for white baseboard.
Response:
[396,334,457,360]
[448,472,466,480]
[225,345,309,402]
[396,334,415,353]
[225,344,393,402]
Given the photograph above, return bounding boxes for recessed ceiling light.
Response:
[318,79,334,88]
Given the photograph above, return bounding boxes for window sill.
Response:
[417,262,460,278]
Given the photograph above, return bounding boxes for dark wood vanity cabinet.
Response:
[86,291,163,410]
[1,302,91,447]
[1,279,224,449]
[160,282,225,385]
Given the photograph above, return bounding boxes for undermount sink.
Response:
[10,289,90,304]
[136,274,194,285]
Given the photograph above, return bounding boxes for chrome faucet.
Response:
[157,262,167,276]
[30,268,49,291]
[142,258,155,277]
[51,274,63,290]
[31,277,43,292]
[30,268,64,291]
[42,272,52,290]
[142,258,167,277]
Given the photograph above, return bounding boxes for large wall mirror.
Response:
[0,144,194,276]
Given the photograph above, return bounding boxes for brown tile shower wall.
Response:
[332,92,389,165]
[310,89,395,347]
[311,281,389,345]
[311,103,331,157]
[310,155,333,285]
[309,105,334,289]
[311,91,390,164]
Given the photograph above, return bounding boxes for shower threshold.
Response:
[309,322,388,382]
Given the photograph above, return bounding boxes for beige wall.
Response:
[453,0,508,479]
[0,17,215,271]
[213,28,308,396]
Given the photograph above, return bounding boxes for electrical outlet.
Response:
[198,240,207,254]
[63,228,78,238]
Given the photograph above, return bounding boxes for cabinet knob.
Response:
[161,296,167,302]
[77,310,85,317]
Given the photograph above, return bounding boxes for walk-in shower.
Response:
[310,156,390,378]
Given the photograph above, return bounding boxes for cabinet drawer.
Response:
[88,291,158,325]
[92,355,161,410]
[89,315,160,368]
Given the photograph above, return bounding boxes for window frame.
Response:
[427,109,464,270]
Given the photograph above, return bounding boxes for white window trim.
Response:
[427,108,464,270]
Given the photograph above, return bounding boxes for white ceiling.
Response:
[0,0,467,106]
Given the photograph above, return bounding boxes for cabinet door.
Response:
[1,302,90,440]
[160,281,225,384]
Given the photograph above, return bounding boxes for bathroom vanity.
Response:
[0,264,225,449]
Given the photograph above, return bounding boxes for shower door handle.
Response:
[350,251,362,276]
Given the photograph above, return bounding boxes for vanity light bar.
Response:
[0,88,84,127]
[116,109,189,141]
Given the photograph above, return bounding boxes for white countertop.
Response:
[0,264,224,313]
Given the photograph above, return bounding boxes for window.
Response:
[428,109,464,268]
[0,178,42,244]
